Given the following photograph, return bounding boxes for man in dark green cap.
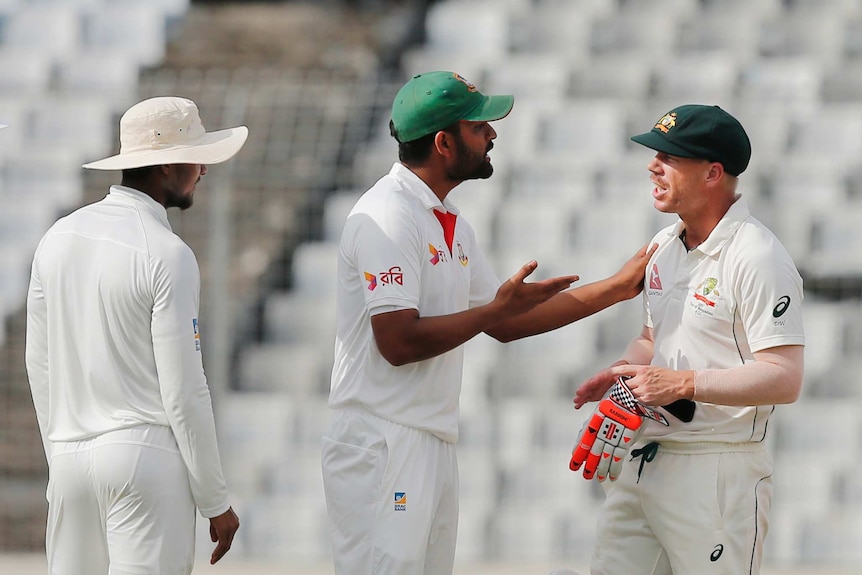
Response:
[320,71,656,575]
[571,104,805,574]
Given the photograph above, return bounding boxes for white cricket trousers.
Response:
[591,440,773,575]
[321,407,459,575]
[46,424,197,575]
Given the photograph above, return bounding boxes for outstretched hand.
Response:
[495,260,578,317]
[209,506,240,565]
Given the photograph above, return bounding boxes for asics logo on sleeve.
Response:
[772,295,791,318]
[710,544,724,562]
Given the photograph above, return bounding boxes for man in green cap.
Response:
[571,104,805,574]
[320,70,656,575]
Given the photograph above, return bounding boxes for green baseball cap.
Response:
[631,104,751,176]
[391,71,514,143]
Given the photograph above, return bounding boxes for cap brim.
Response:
[463,94,514,123]
[630,131,701,159]
[82,126,249,170]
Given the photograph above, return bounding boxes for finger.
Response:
[608,364,638,380]
[608,445,628,481]
[583,436,604,480]
[647,242,659,257]
[210,522,217,543]
[573,387,600,410]
[596,441,616,482]
[210,532,234,565]
[511,260,538,283]
[570,412,602,470]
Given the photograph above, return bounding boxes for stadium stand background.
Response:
[1,0,862,573]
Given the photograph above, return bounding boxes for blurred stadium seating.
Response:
[1,0,861,572]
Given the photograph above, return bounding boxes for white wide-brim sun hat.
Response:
[83,96,248,170]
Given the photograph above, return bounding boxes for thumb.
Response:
[511,260,538,283]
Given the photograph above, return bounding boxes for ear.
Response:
[433,130,455,159]
[704,162,724,186]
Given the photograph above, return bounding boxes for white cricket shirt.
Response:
[329,163,500,443]
[641,197,805,443]
[25,186,229,518]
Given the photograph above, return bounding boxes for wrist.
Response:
[687,370,698,400]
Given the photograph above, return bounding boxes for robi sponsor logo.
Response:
[364,272,377,291]
[429,243,448,265]
[192,318,201,351]
[364,267,405,291]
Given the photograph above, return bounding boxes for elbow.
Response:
[773,372,804,405]
[377,344,414,367]
[782,378,804,404]
[484,324,519,343]
[488,332,516,344]
[382,353,410,367]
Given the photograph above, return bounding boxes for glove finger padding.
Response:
[570,388,644,482]
[570,411,603,473]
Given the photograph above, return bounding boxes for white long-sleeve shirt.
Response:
[25,185,229,518]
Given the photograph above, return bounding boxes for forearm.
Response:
[157,356,231,517]
[487,276,630,342]
[25,290,51,461]
[693,346,804,406]
[374,303,505,365]
[615,328,655,367]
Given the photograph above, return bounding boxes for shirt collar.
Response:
[672,196,750,256]
[107,185,172,231]
[389,162,460,215]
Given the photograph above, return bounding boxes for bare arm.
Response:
[486,242,657,342]
[601,345,804,407]
[573,324,655,409]
[372,260,577,366]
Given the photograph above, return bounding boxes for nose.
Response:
[488,124,497,140]
[200,164,208,176]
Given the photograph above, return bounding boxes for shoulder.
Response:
[345,177,419,233]
[732,216,796,265]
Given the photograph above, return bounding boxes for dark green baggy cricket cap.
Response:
[391,71,514,143]
[631,104,751,176]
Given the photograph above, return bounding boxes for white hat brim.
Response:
[82,126,249,170]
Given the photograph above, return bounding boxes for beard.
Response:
[165,188,194,210]
[447,135,494,181]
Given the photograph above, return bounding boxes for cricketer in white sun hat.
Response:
[83,96,248,170]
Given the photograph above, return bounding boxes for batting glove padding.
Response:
[570,387,644,482]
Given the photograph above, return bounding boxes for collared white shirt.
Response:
[26,185,229,517]
[329,163,500,443]
[641,197,805,443]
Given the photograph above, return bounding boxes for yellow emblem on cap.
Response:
[654,112,677,133]
[453,72,478,92]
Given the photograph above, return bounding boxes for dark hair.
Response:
[390,119,459,165]
[121,165,158,183]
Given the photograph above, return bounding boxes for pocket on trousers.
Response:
[322,436,388,508]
